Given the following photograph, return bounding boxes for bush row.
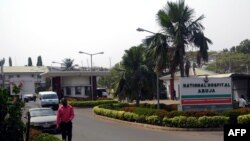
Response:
[69,100,118,108]
[238,113,250,124]
[163,116,228,128]
[107,103,250,124]
[93,106,229,128]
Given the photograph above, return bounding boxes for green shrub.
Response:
[93,104,230,128]
[33,133,62,141]
[70,100,117,108]
[238,114,250,124]
[134,107,155,116]
[162,116,200,128]
[117,111,125,120]
[163,116,228,128]
[198,116,229,128]
[167,116,198,128]
[124,112,138,121]
[222,110,241,124]
[146,115,161,125]
[110,110,119,118]
[222,108,250,124]
[136,115,146,123]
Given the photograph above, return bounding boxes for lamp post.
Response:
[79,51,104,100]
[137,27,160,109]
[52,61,63,68]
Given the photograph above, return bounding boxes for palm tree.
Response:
[115,46,152,105]
[62,58,75,70]
[155,0,212,76]
[143,0,212,100]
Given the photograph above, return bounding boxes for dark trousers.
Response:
[60,121,72,141]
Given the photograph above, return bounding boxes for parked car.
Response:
[96,88,108,98]
[38,91,59,110]
[23,94,35,102]
[27,108,58,133]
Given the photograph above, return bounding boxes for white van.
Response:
[38,91,59,109]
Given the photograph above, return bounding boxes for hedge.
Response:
[238,114,250,124]
[69,100,118,108]
[93,106,228,128]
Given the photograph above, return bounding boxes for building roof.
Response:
[160,68,217,80]
[41,70,109,77]
[3,66,49,73]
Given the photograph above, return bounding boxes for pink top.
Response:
[56,105,74,128]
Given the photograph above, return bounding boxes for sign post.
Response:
[180,77,232,111]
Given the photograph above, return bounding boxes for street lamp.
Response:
[136,28,156,34]
[137,27,160,109]
[79,51,104,100]
[52,61,63,68]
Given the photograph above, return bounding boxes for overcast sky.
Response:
[1,0,250,68]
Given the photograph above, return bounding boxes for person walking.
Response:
[57,98,75,141]
[239,95,247,108]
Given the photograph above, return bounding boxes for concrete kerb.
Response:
[94,114,223,132]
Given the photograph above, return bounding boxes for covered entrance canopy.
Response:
[41,70,109,99]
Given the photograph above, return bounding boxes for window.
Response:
[37,75,41,79]
[17,74,20,78]
[66,87,71,95]
[75,87,81,95]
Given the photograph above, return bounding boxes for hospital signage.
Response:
[180,77,232,111]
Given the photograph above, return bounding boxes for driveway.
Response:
[23,100,223,141]
[55,108,223,141]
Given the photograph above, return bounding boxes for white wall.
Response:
[10,77,35,95]
[61,76,90,97]
[61,76,89,86]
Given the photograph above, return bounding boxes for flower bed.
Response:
[94,103,250,128]
[93,106,228,128]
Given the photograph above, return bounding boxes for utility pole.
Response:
[0,58,5,88]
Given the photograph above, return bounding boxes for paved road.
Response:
[56,108,223,141]
[24,101,223,141]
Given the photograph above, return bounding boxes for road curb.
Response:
[94,114,223,131]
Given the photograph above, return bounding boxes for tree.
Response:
[206,52,250,73]
[28,57,33,66]
[147,0,212,77]
[235,39,250,54]
[9,57,12,66]
[37,56,43,66]
[62,58,75,70]
[0,88,25,141]
[115,46,155,105]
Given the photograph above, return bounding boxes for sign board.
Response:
[180,77,232,111]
